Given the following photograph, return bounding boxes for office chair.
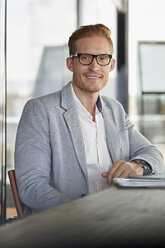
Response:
[8,169,24,218]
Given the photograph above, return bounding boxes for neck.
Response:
[72,84,99,121]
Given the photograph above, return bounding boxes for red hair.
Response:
[68,24,114,55]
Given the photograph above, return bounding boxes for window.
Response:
[138,42,165,144]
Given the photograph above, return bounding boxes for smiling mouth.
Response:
[85,75,101,79]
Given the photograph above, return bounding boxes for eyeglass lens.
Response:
[79,54,111,66]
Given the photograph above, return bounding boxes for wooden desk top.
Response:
[1,186,165,247]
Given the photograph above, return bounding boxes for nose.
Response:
[88,57,99,70]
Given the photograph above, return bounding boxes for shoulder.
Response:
[24,90,62,114]
[36,90,61,108]
[24,82,72,113]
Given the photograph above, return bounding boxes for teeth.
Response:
[87,76,98,79]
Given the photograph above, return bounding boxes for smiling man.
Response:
[15,24,164,216]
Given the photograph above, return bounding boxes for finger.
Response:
[101,172,108,178]
[112,164,137,183]
[112,171,132,185]
[109,166,127,183]
[115,170,131,179]
[108,160,123,175]
[107,161,125,183]
[109,162,137,183]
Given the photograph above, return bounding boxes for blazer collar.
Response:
[61,82,75,111]
[61,82,88,182]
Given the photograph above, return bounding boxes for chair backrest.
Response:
[8,170,24,218]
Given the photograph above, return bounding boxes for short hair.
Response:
[68,23,114,56]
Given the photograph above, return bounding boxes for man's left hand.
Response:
[102,160,144,184]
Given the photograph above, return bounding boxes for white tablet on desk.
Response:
[113,177,165,188]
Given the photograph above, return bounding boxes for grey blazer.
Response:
[15,82,164,216]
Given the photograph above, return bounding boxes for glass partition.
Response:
[128,0,165,161]
[5,0,76,220]
[139,42,165,93]
[137,42,165,145]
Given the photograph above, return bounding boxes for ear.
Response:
[109,58,115,72]
[66,57,73,72]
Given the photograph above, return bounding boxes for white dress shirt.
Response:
[71,84,112,194]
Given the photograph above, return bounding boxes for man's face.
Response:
[67,36,115,95]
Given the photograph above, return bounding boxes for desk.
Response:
[1,186,165,247]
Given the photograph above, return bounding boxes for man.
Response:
[15,24,164,216]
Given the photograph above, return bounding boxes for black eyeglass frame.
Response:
[70,53,112,66]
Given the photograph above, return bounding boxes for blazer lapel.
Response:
[102,105,123,163]
[61,83,88,181]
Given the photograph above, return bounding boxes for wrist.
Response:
[131,161,144,175]
[132,159,152,175]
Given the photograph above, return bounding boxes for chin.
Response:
[86,86,102,93]
[88,82,106,92]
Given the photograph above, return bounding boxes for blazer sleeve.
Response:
[125,113,164,174]
[104,97,165,174]
[15,99,72,213]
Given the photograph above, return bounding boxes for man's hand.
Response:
[102,160,144,184]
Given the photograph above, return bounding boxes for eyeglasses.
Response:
[71,53,112,66]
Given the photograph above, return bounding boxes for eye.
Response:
[99,55,107,61]
[81,54,90,60]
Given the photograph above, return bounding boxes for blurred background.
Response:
[1,0,165,223]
